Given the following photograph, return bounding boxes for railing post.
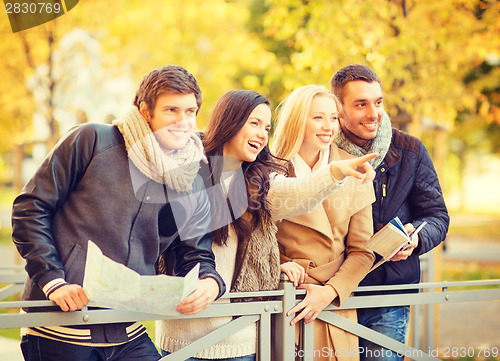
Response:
[299,319,314,361]
[276,274,296,361]
[259,306,272,361]
[425,251,436,351]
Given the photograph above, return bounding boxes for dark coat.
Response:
[360,128,449,291]
[12,123,224,342]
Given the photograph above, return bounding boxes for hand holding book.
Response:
[402,221,427,250]
[389,221,428,261]
[366,217,427,271]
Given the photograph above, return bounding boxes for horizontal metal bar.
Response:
[0,300,283,329]
[0,299,283,312]
[0,274,27,283]
[329,288,500,310]
[0,300,56,309]
[285,280,500,295]
[355,279,500,292]
[2,273,498,292]
[3,287,498,330]
[0,284,24,300]
[0,266,25,271]
[2,282,498,313]
[221,290,284,298]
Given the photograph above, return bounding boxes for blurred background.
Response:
[0,0,499,357]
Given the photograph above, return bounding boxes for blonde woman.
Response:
[272,85,376,361]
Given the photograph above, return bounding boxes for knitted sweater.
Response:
[156,165,344,358]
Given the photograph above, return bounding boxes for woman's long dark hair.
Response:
[203,90,288,246]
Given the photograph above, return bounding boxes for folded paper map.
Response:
[83,240,199,315]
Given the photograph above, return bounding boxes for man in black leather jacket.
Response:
[12,65,225,361]
[330,64,449,361]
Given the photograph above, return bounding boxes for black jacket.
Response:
[360,128,449,291]
[12,123,225,342]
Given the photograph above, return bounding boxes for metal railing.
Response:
[293,279,500,361]
[1,266,499,361]
[0,265,25,301]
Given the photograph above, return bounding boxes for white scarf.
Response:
[291,148,329,176]
[113,106,205,192]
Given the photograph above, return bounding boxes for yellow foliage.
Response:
[0,0,498,173]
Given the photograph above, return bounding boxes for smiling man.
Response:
[330,64,449,361]
[336,80,384,145]
[12,65,225,361]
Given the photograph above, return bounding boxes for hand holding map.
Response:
[83,240,199,315]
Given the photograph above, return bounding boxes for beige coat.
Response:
[276,145,376,361]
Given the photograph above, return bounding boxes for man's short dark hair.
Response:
[133,65,202,113]
[330,64,382,103]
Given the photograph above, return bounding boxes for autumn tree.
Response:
[247,0,498,130]
[245,0,498,195]
[1,0,497,192]
[99,0,278,125]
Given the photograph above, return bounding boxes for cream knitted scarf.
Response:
[113,106,205,192]
[334,111,392,170]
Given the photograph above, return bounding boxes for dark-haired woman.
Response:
[156,90,376,361]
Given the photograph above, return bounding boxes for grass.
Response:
[0,187,16,205]
[0,227,12,246]
[441,260,500,291]
[0,185,15,243]
[447,222,500,243]
[0,185,14,247]
[143,320,156,345]
[443,261,500,281]
[0,292,21,341]
[0,327,21,340]
[447,212,500,243]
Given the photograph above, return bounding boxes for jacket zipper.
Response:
[379,168,387,226]
[380,182,386,221]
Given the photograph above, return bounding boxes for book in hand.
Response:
[366,217,427,271]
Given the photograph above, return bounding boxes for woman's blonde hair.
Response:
[272,84,342,160]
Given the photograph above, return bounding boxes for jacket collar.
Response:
[380,143,401,170]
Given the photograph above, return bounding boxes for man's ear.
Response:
[337,111,348,133]
[338,110,345,123]
[139,102,151,122]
